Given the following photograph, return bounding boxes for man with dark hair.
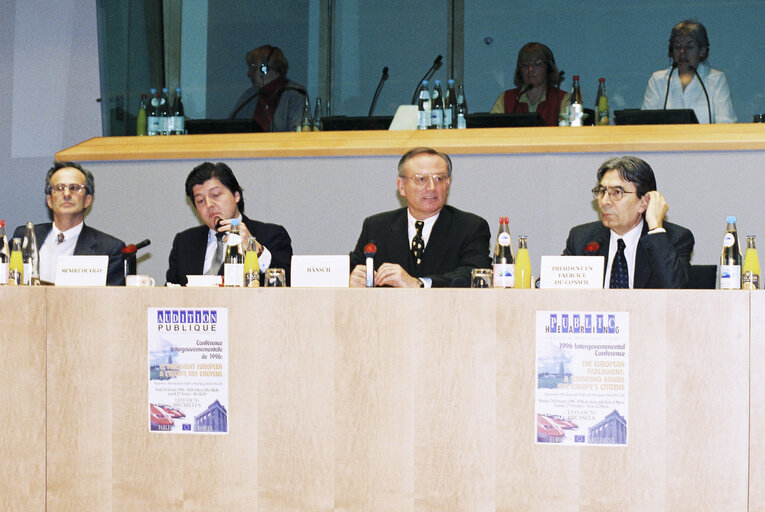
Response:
[563,156,694,288]
[349,147,491,288]
[13,161,126,285]
[228,45,308,132]
[166,161,293,286]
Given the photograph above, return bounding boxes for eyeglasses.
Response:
[401,174,449,186]
[591,186,636,201]
[521,59,545,69]
[49,183,87,194]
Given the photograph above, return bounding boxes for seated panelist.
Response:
[166,162,293,286]
[349,147,491,288]
[13,162,126,286]
[489,42,569,127]
[563,156,694,289]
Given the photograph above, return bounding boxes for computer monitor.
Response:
[613,109,699,125]
[465,112,545,128]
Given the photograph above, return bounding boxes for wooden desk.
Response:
[56,124,765,161]
[1,287,757,511]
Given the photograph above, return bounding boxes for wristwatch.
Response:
[417,278,425,288]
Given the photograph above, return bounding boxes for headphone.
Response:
[260,46,276,76]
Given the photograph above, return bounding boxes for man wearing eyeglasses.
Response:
[349,147,491,287]
[12,161,126,285]
[563,156,694,288]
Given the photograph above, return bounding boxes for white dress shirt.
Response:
[604,221,644,289]
[39,222,84,283]
[642,61,737,124]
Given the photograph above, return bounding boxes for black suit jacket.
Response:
[349,205,491,287]
[166,215,293,286]
[563,220,694,288]
[13,222,126,286]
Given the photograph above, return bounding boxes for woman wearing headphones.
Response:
[642,20,736,123]
[229,45,309,131]
[489,42,569,126]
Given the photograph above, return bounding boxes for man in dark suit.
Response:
[563,156,694,288]
[13,161,125,285]
[166,162,292,286]
[349,147,491,288]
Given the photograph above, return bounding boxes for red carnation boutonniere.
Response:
[584,241,600,255]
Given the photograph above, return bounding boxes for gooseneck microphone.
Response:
[368,67,389,116]
[663,63,677,109]
[690,65,712,123]
[122,239,151,254]
[410,55,443,104]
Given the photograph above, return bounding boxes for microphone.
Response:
[121,239,151,254]
[512,85,529,113]
[410,55,443,104]
[368,66,389,116]
[690,65,712,123]
[663,63,677,109]
[122,239,151,277]
[364,242,377,288]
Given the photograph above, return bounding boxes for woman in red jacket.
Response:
[490,42,569,126]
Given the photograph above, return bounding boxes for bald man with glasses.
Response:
[349,147,491,288]
[562,156,694,289]
[13,161,126,285]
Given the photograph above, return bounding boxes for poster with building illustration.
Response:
[148,307,228,434]
[535,311,629,446]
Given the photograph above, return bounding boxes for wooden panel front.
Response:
[25,288,755,510]
[0,287,46,512]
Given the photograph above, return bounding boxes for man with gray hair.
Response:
[13,161,125,285]
[349,147,491,287]
[563,156,694,288]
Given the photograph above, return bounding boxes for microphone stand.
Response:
[410,55,443,104]
[690,65,712,123]
[368,67,389,116]
[663,64,677,109]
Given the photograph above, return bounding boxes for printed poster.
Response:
[535,311,629,446]
[148,307,228,434]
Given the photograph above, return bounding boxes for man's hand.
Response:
[218,219,262,253]
[350,265,370,288]
[644,190,669,230]
[374,263,420,288]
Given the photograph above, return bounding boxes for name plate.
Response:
[540,255,604,289]
[291,255,350,287]
[186,275,223,287]
[55,255,108,286]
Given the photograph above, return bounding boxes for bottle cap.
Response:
[573,75,580,80]
[499,217,509,224]
[727,216,737,223]
[230,218,240,226]
[434,79,441,85]
[0,220,4,227]
[599,78,605,82]
[422,79,428,86]
[448,78,455,85]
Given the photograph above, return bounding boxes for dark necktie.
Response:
[609,238,629,289]
[411,221,424,269]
